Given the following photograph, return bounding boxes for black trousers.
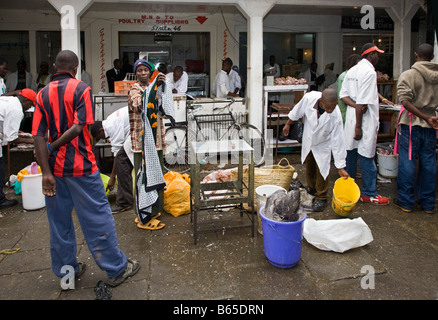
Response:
[115,146,134,208]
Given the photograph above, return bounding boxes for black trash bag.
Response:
[94,280,112,300]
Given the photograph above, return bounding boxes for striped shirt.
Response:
[32,72,98,177]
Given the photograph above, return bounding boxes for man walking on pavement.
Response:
[32,50,139,287]
[394,43,438,214]
[340,43,390,205]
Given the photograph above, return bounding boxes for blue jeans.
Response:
[45,171,127,278]
[346,148,378,197]
[397,124,436,211]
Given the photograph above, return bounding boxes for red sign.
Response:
[195,16,208,24]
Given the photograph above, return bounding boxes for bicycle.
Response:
[163,98,265,173]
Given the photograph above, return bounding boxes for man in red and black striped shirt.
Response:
[32,50,139,288]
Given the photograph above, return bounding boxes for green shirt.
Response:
[336,70,348,125]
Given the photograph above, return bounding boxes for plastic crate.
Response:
[114,80,136,95]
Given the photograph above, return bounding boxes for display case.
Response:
[187,73,209,97]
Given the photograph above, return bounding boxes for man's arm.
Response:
[340,96,367,141]
[49,123,85,152]
[34,135,56,196]
[401,100,438,129]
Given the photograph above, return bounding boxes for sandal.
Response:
[134,212,161,224]
[137,218,165,230]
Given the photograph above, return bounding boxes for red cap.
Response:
[360,44,385,56]
[19,88,37,105]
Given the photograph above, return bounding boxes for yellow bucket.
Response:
[331,177,360,217]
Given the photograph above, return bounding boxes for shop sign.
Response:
[118,15,189,26]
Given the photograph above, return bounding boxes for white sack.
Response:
[303,217,373,253]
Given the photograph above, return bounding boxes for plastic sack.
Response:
[164,171,191,217]
[303,217,373,253]
[17,162,42,182]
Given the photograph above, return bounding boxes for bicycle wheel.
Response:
[163,126,191,173]
[228,123,265,167]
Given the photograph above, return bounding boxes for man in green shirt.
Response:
[336,54,362,124]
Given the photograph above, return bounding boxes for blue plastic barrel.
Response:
[259,205,306,268]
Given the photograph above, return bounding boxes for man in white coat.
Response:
[212,58,239,98]
[283,88,349,212]
[339,43,390,205]
[6,59,33,93]
[90,106,134,214]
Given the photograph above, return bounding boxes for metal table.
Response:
[190,140,254,244]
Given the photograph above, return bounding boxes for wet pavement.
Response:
[0,152,437,303]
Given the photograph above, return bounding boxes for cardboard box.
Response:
[114,80,136,95]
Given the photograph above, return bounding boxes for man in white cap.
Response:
[340,43,390,205]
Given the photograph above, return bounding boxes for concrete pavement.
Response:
[1,154,437,302]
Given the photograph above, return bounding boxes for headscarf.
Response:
[133,59,153,73]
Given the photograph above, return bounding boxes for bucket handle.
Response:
[268,223,302,244]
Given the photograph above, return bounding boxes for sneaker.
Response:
[107,259,140,287]
[393,199,412,213]
[360,195,390,205]
[312,199,327,212]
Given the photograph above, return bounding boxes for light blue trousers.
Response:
[45,171,127,278]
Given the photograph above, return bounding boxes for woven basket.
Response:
[231,158,295,210]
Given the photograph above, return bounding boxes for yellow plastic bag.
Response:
[17,164,42,182]
[164,171,191,217]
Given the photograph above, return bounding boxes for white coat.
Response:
[287,91,346,179]
[102,106,130,157]
[339,59,380,158]
[5,71,33,92]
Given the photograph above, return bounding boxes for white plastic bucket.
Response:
[377,153,398,178]
[21,173,45,210]
[255,185,287,235]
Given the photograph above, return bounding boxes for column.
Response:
[47,0,94,80]
[236,0,275,130]
[386,3,419,79]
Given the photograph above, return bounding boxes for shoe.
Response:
[76,262,86,279]
[61,262,86,291]
[111,205,132,214]
[0,199,18,210]
[393,199,412,213]
[360,195,390,205]
[137,218,165,230]
[312,199,327,212]
[134,212,161,224]
[107,259,140,287]
[305,187,316,196]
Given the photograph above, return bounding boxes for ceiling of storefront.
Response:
[2,0,399,17]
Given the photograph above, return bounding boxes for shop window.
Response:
[0,31,30,73]
[119,31,210,75]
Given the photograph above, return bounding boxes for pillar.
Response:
[47,0,94,79]
[386,2,420,79]
[236,0,275,130]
